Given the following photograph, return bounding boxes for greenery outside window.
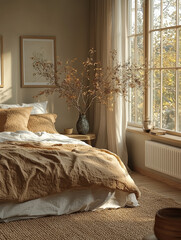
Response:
[128,0,181,134]
[128,0,144,125]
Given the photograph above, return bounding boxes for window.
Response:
[128,0,144,125]
[128,0,181,134]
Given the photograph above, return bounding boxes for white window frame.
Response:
[128,0,181,136]
[127,0,145,125]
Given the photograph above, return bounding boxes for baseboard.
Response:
[134,166,181,191]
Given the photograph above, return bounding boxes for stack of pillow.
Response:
[0,101,58,134]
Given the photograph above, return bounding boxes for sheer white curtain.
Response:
[90,0,128,165]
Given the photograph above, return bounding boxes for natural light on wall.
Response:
[128,0,181,134]
[0,52,12,103]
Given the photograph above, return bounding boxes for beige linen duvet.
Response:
[0,141,140,203]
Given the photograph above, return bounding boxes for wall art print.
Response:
[20,36,56,88]
[0,36,3,88]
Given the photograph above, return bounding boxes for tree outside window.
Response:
[128,0,181,133]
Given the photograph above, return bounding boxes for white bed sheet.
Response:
[0,131,87,145]
[0,131,139,222]
[0,188,138,223]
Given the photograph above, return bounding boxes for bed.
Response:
[0,102,140,222]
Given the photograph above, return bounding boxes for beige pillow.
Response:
[0,107,32,132]
[28,114,58,134]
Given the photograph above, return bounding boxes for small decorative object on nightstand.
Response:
[64,128,73,134]
[64,133,96,146]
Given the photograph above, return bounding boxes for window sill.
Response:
[126,126,181,147]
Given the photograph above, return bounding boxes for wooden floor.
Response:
[131,172,181,204]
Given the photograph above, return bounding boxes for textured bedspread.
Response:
[0,141,140,203]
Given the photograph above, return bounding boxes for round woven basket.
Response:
[154,208,181,240]
[64,128,73,134]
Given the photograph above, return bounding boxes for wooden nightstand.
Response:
[63,133,96,145]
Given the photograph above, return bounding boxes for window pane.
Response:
[179,0,181,25]
[130,86,144,124]
[163,0,176,28]
[162,70,176,130]
[137,0,143,34]
[128,37,135,61]
[131,89,136,122]
[137,35,144,64]
[179,28,181,67]
[153,70,161,128]
[135,69,144,124]
[152,0,161,29]
[179,70,181,132]
[136,87,144,124]
[162,29,176,67]
[128,0,135,35]
[151,31,161,67]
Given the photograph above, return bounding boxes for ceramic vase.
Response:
[76,113,89,135]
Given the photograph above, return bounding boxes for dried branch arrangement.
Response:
[32,49,146,114]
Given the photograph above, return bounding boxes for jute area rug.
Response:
[0,187,180,240]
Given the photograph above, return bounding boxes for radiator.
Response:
[145,141,181,179]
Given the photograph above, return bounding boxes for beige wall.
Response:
[0,0,90,132]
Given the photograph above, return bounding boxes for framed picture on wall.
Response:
[0,36,3,88]
[20,36,56,88]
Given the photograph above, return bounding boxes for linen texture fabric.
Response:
[0,141,141,203]
[28,113,58,133]
[0,107,32,132]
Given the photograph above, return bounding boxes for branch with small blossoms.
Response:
[32,49,147,115]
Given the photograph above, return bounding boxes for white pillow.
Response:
[22,101,48,114]
[0,103,21,109]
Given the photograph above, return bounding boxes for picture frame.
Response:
[0,36,3,88]
[20,36,56,88]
